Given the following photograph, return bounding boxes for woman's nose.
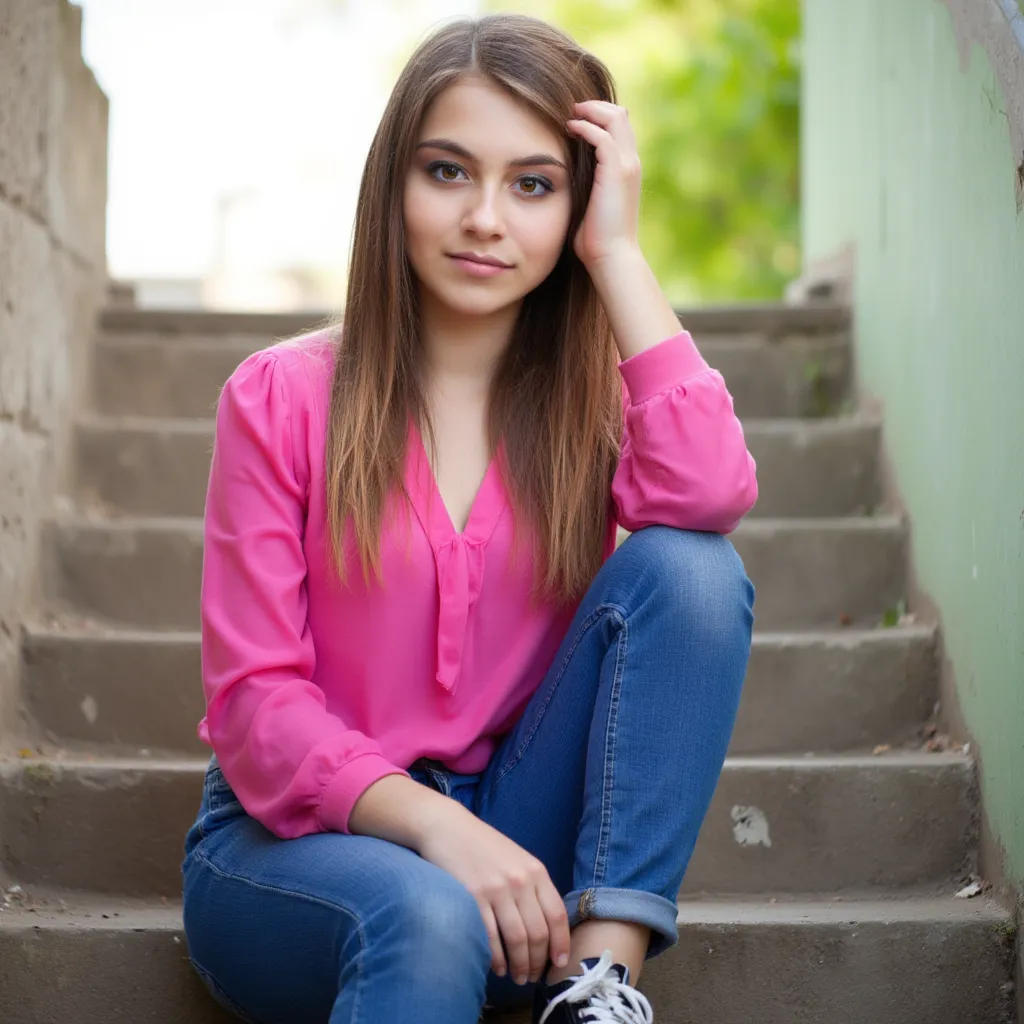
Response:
[462,187,505,235]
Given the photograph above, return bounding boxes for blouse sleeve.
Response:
[200,347,408,839]
[611,330,758,535]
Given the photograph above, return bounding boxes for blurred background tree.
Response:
[486,0,801,303]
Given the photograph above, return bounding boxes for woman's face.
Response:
[403,74,574,320]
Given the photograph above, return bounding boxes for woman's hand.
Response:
[417,804,571,986]
[566,100,643,270]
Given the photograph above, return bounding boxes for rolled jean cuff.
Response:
[563,886,679,959]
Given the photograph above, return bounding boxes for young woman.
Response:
[182,13,757,1024]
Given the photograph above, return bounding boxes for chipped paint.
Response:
[80,695,98,724]
[731,805,773,847]
[939,0,1024,206]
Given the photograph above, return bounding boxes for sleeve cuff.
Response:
[318,753,411,834]
[618,330,710,406]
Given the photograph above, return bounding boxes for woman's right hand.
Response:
[416,804,572,985]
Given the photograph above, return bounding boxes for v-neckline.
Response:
[408,415,505,545]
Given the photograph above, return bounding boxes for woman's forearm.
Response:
[347,772,469,851]
[588,245,686,363]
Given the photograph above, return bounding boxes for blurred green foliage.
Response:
[486,0,801,302]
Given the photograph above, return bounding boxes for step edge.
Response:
[20,621,939,647]
[98,303,852,336]
[0,892,1007,933]
[22,621,200,644]
[0,751,972,775]
[72,413,885,436]
[46,514,908,534]
[94,332,854,353]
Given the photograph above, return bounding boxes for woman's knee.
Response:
[368,869,492,974]
[184,833,492,1016]
[616,526,754,635]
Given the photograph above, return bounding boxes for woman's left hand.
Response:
[566,100,643,270]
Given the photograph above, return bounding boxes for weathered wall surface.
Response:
[802,0,1024,897]
[0,0,108,736]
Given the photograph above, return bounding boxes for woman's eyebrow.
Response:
[416,138,567,171]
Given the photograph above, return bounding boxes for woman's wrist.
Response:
[586,246,686,362]
[348,772,468,852]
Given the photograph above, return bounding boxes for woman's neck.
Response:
[418,294,520,388]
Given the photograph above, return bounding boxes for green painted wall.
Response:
[803,0,1024,888]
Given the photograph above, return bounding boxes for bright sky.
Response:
[78,0,479,286]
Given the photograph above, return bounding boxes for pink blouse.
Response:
[198,328,757,839]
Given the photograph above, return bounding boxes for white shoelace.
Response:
[538,950,654,1024]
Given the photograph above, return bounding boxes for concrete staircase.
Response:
[0,304,1016,1023]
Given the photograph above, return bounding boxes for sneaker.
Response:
[532,950,654,1023]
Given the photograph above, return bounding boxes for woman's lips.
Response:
[448,255,510,278]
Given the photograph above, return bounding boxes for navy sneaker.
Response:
[532,950,654,1023]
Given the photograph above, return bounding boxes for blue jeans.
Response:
[181,526,754,1023]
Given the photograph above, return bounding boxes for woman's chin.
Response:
[429,285,524,319]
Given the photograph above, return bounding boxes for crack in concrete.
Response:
[0,409,53,439]
[0,181,96,272]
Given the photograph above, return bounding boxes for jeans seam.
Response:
[562,886,680,956]
[190,955,265,1024]
[189,846,367,1022]
[426,766,451,796]
[489,603,622,794]
[592,611,627,887]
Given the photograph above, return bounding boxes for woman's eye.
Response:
[426,162,553,197]
[514,175,553,197]
[427,161,467,183]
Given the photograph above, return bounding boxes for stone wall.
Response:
[0,0,108,737]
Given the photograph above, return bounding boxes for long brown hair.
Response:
[325,14,623,605]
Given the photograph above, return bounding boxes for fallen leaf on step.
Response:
[872,744,891,755]
[837,613,853,626]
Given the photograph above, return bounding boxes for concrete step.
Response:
[91,331,851,421]
[98,307,336,339]
[73,414,881,520]
[97,301,850,340]
[21,622,937,757]
[0,888,1012,1024]
[39,516,907,631]
[0,753,974,898]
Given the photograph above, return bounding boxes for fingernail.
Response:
[516,974,527,986]
[556,953,569,967]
